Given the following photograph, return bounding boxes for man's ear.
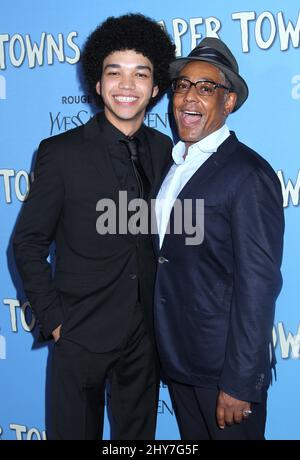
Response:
[152,85,159,98]
[224,91,237,115]
[96,81,101,96]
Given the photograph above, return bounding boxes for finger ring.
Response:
[243,409,252,416]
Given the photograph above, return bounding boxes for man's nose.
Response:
[183,84,199,102]
[119,74,135,89]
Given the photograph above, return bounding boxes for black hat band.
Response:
[189,46,235,71]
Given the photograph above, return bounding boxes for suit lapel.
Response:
[159,132,239,252]
[176,132,238,200]
[82,114,121,202]
[141,128,173,251]
[176,151,220,200]
[143,128,173,200]
[151,158,173,200]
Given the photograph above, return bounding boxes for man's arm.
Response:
[13,140,65,340]
[217,167,284,426]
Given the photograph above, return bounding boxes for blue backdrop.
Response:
[0,0,299,440]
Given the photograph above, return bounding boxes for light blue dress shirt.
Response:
[155,124,230,249]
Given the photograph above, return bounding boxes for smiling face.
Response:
[96,50,159,136]
[173,61,237,147]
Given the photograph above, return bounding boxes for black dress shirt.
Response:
[96,113,155,305]
[97,113,154,202]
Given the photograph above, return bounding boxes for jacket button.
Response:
[158,256,169,264]
[129,273,137,280]
[161,297,166,304]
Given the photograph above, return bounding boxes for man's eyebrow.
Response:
[135,65,152,71]
[103,64,152,71]
[103,64,120,70]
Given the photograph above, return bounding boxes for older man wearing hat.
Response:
[154,37,284,440]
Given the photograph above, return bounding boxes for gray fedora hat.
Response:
[169,37,248,112]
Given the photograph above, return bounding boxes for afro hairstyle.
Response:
[81,13,176,109]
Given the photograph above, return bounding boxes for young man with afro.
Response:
[13,14,175,440]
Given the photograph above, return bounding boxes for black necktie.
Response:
[121,137,151,200]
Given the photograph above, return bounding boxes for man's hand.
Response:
[52,324,62,343]
[216,390,251,429]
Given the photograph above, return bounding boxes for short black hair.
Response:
[81,13,176,109]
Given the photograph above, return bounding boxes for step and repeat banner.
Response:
[0,0,299,440]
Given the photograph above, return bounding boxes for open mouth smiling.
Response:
[113,96,138,103]
[181,110,203,124]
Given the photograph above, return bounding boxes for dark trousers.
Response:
[50,307,158,440]
[168,379,267,440]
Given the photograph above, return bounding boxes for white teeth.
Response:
[184,111,201,115]
[114,96,138,102]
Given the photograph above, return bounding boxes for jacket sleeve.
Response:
[219,167,284,402]
[13,139,64,340]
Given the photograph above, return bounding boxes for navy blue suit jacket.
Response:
[154,132,284,403]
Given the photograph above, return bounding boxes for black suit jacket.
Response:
[154,132,284,403]
[13,113,172,352]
